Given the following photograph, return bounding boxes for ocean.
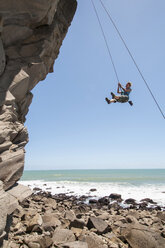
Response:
[20,169,165,207]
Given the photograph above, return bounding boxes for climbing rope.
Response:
[98,0,165,119]
[90,0,119,83]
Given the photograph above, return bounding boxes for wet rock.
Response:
[124,198,136,205]
[98,197,110,205]
[139,202,148,210]
[140,198,157,204]
[33,187,42,191]
[109,193,122,201]
[109,202,121,210]
[90,188,97,192]
[89,199,98,204]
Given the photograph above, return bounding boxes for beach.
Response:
[3,169,164,247]
[4,185,165,247]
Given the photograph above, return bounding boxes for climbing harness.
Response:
[91,0,165,119]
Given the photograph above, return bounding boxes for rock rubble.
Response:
[2,190,165,248]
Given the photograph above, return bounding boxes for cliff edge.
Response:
[0,0,77,242]
[0,0,77,190]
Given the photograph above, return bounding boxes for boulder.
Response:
[7,183,32,204]
[90,188,97,192]
[109,193,122,201]
[124,198,136,205]
[0,149,25,190]
[157,212,165,221]
[26,213,43,232]
[121,216,165,248]
[65,210,76,221]
[70,219,86,229]
[89,199,98,204]
[52,228,75,245]
[140,198,157,204]
[24,234,53,248]
[42,213,61,231]
[59,241,88,248]
[87,216,110,234]
[0,181,8,240]
[98,197,110,205]
[80,232,108,248]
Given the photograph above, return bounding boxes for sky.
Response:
[25,0,165,170]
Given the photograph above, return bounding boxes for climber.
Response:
[105,82,133,105]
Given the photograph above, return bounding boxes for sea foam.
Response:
[20,180,165,207]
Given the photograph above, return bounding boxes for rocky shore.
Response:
[2,188,165,248]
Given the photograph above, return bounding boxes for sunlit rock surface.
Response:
[0,1,77,242]
[0,0,77,190]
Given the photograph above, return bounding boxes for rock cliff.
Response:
[0,0,77,242]
[0,0,77,190]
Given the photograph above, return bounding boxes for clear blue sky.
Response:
[25,0,165,170]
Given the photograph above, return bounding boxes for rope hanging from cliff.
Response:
[91,0,165,119]
[90,0,119,83]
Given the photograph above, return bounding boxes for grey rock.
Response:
[140,198,157,204]
[124,198,136,205]
[70,218,86,229]
[0,141,12,153]
[80,232,108,248]
[65,210,76,221]
[7,184,32,214]
[87,216,110,234]
[109,193,122,201]
[0,181,8,237]
[26,213,43,232]
[0,0,77,244]
[121,216,165,248]
[90,188,97,192]
[24,234,53,248]
[157,211,165,221]
[0,149,25,190]
[42,213,61,231]
[52,228,75,244]
[0,0,77,190]
[0,38,5,76]
[59,241,88,248]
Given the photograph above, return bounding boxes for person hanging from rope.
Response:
[105,82,133,105]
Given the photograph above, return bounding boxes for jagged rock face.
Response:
[0,0,77,190]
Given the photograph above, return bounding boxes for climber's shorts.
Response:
[117,95,129,103]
